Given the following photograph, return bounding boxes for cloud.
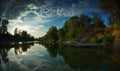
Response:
[0,0,99,37]
[0,0,45,19]
[0,0,99,19]
[7,11,51,37]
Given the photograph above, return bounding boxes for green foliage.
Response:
[40,13,107,44]
[0,19,13,41]
[61,14,92,40]
[92,13,106,29]
[0,19,9,34]
[41,26,58,44]
[90,34,115,44]
[58,28,66,41]
[105,34,115,43]
[0,19,34,42]
[95,37,104,43]
[89,37,104,44]
[47,26,58,42]
[14,28,34,41]
[98,0,120,23]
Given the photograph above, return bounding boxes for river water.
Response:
[0,42,120,71]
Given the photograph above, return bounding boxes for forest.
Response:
[39,0,120,47]
[0,0,120,71]
[0,19,34,42]
[0,0,120,47]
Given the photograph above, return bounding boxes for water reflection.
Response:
[43,44,120,71]
[43,44,59,57]
[14,42,34,55]
[0,42,34,63]
[0,48,9,63]
[0,42,120,71]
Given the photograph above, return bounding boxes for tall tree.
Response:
[46,26,58,43]
[108,16,115,25]
[92,13,105,29]
[58,28,65,41]
[14,28,18,35]
[0,19,9,34]
[98,0,120,22]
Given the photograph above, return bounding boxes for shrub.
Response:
[105,34,115,43]
[89,37,104,44]
[95,37,104,43]
[89,38,96,43]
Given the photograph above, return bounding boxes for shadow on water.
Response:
[0,42,120,71]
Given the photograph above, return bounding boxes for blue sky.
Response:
[0,0,108,37]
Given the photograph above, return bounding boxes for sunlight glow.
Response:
[15,25,29,31]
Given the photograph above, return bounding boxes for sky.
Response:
[0,0,107,38]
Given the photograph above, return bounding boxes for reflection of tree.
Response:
[0,43,11,63]
[58,45,120,71]
[43,44,81,69]
[58,45,81,69]
[14,42,34,55]
[43,44,59,57]
[0,42,34,63]
[43,43,120,70]
[0,48,9,63]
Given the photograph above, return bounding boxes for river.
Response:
[0,42,120,71]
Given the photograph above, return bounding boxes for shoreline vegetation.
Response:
[39,0,120,48]
[0,19,35,42]
[39,14,119,48]
[0,0,120,48]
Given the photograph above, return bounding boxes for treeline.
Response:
[13,28,34,41]
[0,19,34,42]
[39,26,58,44]
[39,0,120,45]
[39,13,107,44]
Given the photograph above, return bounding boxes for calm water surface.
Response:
[0,42,120,71]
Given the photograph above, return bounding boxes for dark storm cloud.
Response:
[0,0,98,19]
[0,0,46,19]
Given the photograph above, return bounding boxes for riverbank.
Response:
[60,40,120,49]
[61,41,105,48]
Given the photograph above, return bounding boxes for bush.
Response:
[95,37,104,43]
[89,37,104,44]
[89,38,96,43]
[105,34,115,43]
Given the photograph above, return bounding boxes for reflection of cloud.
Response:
[6,44,78,71]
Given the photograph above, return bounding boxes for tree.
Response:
[57,14,92,41]
[98,0,120,22]
[79,14,91,27]
[108,15,116,25]
[46,26,58,43]
[14,28,18,35]
[0,19,9,34]
[40,14,106,43]
[13,28,34,41]
[65,15,92,40]
[58,28,66,41]
[21,31,27,37]
[92,13,105,29]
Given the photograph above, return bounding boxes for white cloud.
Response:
[8,11,52,37]
[6,0,99,37]
[27,0,92,17]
